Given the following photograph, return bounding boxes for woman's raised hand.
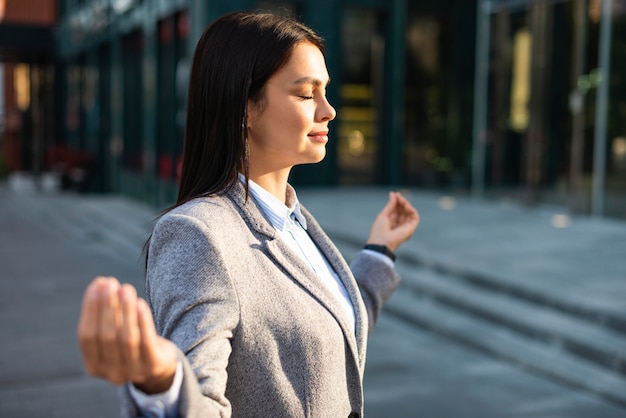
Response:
[77,276,179,394]
[367,191,420,252]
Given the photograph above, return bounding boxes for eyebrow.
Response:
[292,76,331,87]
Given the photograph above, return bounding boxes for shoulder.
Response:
[149,195,243,244]
[159,194,242,226]
[169,194,233,218]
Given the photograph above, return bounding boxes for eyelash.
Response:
[299,95,314,100]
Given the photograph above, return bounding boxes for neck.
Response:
[248,167,292,203]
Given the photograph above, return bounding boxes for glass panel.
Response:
[481,3,587,209]
[338,8,382,185]
[487,9,532,193]
[403,0,476,191]
[404,14,445,188]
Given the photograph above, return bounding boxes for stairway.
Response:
[331,235,626,409]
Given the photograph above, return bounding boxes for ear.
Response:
[246,100,256,129]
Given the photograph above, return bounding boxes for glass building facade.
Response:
[473,0,626,218]
[46,0,626,218]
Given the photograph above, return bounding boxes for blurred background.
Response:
[1,0,625,218]
[1,1,626,417]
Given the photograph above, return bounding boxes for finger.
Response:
[136,298,159,362]
[391,192,408,227]
[119,284,140,376]
[136,299,178,370]
[99,278,125,384]
[395,193,419,222]
[393,192,410,211]
[387,193,419,239]
[136,298,171,383]
[404,201,420,225]
[134,299,179,393]
[77,277,109,376]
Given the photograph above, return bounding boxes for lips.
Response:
[308,131,329,143]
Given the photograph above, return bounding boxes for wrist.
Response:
[363,243,396,261]
[133,362,177,395]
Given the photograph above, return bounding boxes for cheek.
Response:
[252,99,313,144]
[272,102,312,130]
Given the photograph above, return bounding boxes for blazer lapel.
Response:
[225,183,364,368]
[300,207,368,369]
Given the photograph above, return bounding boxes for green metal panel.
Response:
[156,16,177,187]
[142,22,159,205]
[121,30,144,194]
[378,0,406,186]
[83,49,99,191]
[54,60,68,150]
[110,35,123,193]
[65,57,82,150]
[96,43,112,192]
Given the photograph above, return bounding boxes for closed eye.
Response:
[292,76,330,101]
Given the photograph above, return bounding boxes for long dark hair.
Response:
[143,12,325,268]
[177,11,325,206]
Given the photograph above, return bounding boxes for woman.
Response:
[78,11,419,418]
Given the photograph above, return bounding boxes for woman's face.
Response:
[247,42,336,174]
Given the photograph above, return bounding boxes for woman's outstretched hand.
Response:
[77,276,178,394]
[367,191,420,252]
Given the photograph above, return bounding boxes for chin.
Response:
[311,149,327,163]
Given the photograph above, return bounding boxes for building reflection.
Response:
[0,0,624,218]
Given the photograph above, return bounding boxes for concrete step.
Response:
[328,229,626,336]
[387,289,626,409]
[394,263,626,378]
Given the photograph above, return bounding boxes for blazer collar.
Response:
[244,176,308,232]
[222,181,277,239]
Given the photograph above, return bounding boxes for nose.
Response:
[317,95,337,122]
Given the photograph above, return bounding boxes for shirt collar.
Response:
[239,174,307,231]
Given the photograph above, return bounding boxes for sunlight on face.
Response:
[247,42,337,176]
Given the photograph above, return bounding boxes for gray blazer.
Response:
[120,182,400,418]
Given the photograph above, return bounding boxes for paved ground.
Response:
[0,183,625,417]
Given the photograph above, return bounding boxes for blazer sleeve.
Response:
[119,209,240,418]
[350,251,401,335]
